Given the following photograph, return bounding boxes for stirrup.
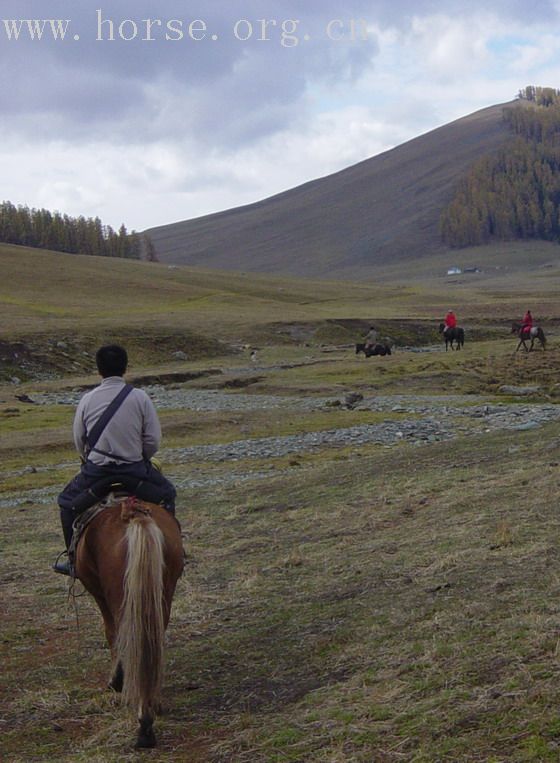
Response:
[52,550,72,577]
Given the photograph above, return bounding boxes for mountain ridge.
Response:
[147,101,516,278]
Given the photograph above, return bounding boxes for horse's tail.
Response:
[458,328,465,347]
[116,513,165,713]
[539,328,546,347]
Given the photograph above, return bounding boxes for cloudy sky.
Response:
[1,0,560,232]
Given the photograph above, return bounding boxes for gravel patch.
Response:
[33,387,331,412]
[5,391,559,506]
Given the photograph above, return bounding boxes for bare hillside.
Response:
[147,102,514,278]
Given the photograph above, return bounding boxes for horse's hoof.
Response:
[135,730,157,749]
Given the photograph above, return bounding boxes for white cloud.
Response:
[409,14,491,82]
[2,2,560,230]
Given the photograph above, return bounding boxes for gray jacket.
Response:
[73,376,161,466]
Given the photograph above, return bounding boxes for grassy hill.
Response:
[146,102,514,278]
[3,240,560,380]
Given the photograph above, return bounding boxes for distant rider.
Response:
[521,310,533,335]
[55,344,176,574]
[443,310,457,336]
[364,326,378,349]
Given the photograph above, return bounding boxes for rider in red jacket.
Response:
[522,310,533,334]
[444,310,457,334]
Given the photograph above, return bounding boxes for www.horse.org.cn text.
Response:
[1,13,370,47]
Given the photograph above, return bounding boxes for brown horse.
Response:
[75,496,184,749]
[511,323,546,352]
[355,342,392,357]
[438,323,465,351]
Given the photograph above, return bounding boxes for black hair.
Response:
[96,345,128,377]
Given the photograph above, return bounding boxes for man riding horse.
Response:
[439,311,464,350]
[512,311,546,351]
[55,344,176,575]
[363,325,378,351]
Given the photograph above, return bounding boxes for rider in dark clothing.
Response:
[55,345,176,574]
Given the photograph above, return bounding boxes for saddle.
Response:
[71,474,168,514]
[67,477,170,574]
[62,476,169,575]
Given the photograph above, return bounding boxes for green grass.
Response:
[4,242,560,347]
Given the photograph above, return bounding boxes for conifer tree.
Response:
[0,201,141,259]
[441,88,560,247]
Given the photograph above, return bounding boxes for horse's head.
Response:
[438,323,445,333]
[511,323,520,334]
[355,343,365,355]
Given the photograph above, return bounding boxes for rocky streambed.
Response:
[3,389,559,509]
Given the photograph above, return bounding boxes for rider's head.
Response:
[96,345,128,378]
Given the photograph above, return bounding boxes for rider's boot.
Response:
[53,553,71,576]
[53,507,74,576]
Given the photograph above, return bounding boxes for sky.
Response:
[1,0,560,232]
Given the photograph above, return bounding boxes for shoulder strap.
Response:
[86,384,134,453]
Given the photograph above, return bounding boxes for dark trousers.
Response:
[57,460,176,549]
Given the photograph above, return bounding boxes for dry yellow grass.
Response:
[3,243,560,760]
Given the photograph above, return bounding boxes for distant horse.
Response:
[511,323,546,352]
[75,496,184,749]
[355,342,392,357]
[438,323,465,351]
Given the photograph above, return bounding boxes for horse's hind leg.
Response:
[109,661,124,693]
[95,600,123,692]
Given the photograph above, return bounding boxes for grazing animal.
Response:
[438,323,465,351]
[511,322,546,352]
[75,496,184,749]
[355,342,392,357]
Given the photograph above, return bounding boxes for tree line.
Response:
[440,86,560,247]
[0,201,158,260]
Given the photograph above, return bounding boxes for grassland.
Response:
[3,244,560,761]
